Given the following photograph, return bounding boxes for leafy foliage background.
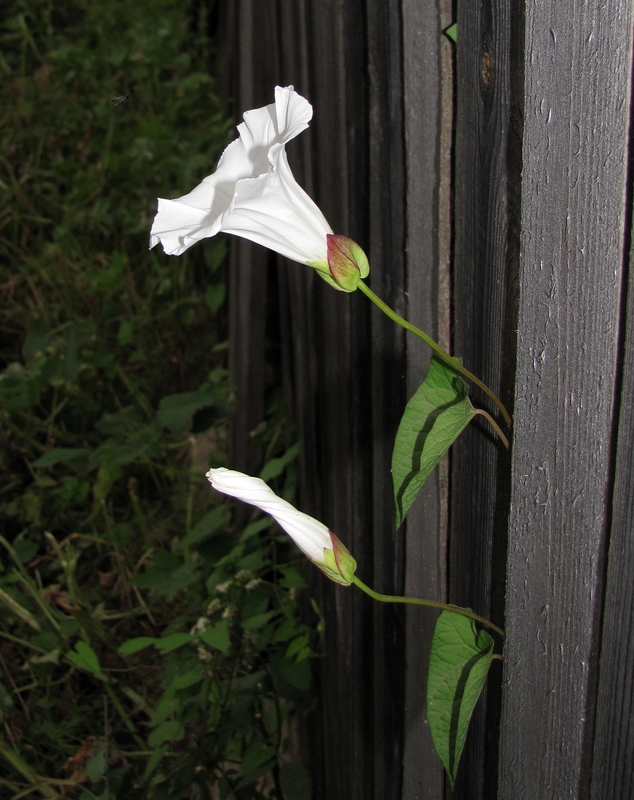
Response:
[0,1,317,797]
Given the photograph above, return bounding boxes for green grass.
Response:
[0,1,317,798]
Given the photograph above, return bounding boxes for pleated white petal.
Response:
[150,86,331,265]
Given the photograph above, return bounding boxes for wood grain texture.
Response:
[225,1,414,797]
[237,2,386,798]
[452,1,516,796]
[591,210,634,799]
[365,3,408,798]
[401,0,450,797]
[498,1,633,797]
[227,240,268,475]
[228,0,279,477]
[297,6,374,799]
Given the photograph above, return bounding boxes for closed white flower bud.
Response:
[206,468,356,586]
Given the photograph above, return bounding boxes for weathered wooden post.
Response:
[220,0,634,796]
[498,2,634,797]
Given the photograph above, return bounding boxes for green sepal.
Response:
[309,262,347,291]
[316,534,356,585]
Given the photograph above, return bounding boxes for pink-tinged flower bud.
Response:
[326,234,370,292]
[206,468,357,586]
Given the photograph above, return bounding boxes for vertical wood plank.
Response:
[588,18,634,792]
[275,1,410,797]
[452,0,515,796]
[277,4,378,799]
[365,1,408,796]
[227,240,268,474]
[498,2,632,796]
[300,6,369,799]
[591,213,634,799]
[401,0,449,797]
[227,0,276,476]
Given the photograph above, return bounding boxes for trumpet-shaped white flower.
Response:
[207,467,356,585]
[151,86,339,278]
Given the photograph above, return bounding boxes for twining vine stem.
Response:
[357,280,512,430]
[474,409,510,450]
[351,575,505,638]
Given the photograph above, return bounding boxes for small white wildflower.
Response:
[206,599,222,615]
[190,617,207,635]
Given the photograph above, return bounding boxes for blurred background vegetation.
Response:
[0,1,317,798]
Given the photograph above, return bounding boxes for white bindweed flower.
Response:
[150,86,369,292]
[207,467,356,585]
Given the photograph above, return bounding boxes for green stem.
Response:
[0,536,62,634]
[351,575,504,638]
[102,683,146,750]
[357,280,511,429]
[0,740,59,798]
[0,631,46,653]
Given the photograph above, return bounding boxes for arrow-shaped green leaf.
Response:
[392,356,475,526]
[444,23,458,43]
[199,619,230,654]
[427,610,495,787]
[67,641,104,678]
